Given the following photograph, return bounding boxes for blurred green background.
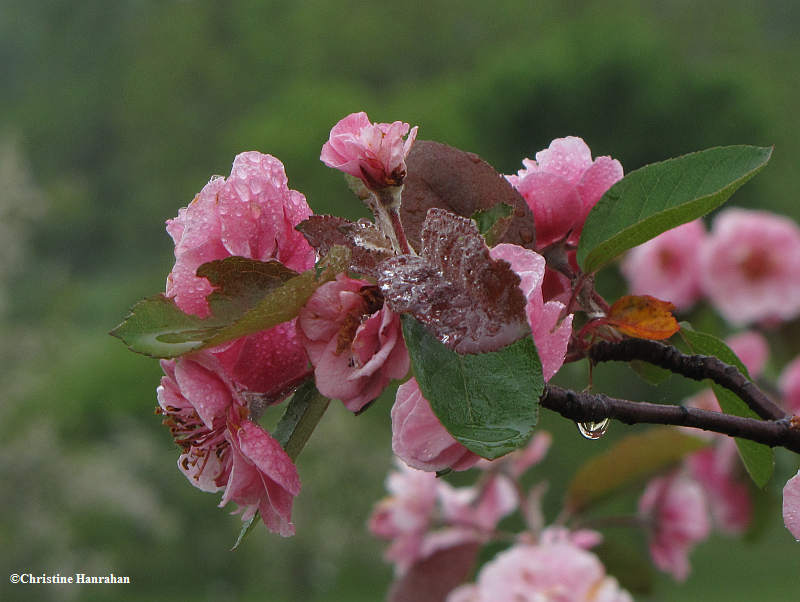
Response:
[2,0,800,600]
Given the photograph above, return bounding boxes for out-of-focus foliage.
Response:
[2,1,800,600]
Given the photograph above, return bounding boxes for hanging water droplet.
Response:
[577,418,610,440]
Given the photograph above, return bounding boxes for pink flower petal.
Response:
[782,469,800,540]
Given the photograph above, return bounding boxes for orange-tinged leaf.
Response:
[606,295,680,340]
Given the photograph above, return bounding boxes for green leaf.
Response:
[273,380,331,461]
[471,203,514,247]
[111,247,350,358]
[680,325,774,488]
[231,514,258,551]
[401,315,544,459]
[566,427,707,511]
[629,359,672,386]
[577,145,772,273]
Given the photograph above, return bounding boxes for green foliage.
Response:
[111,248,350,358]
[577,145,772,273]
[680,326,775,488]
[4,1,800,599]
[471,203,515,247]
[566,427,707,511]
[401,316,544,459]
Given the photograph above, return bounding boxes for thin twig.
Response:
[541,384,800,454]
[588,338,786,421]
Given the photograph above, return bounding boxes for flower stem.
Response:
[274,380,331,461]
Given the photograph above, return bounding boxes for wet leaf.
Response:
[402,316,544,460]
[401,140,536,250]
[629,360,672,386]
[111,247,351,358]
[606,295,680,340]
[680,325,774,488]
[471,202,514,247]
[578,145,772,273]
[380,209,529,354]
[296,214,393,277]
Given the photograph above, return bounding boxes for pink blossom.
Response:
[165,152,315,399]
[157,357,230,493]
[447,541,632,602]
[638,473,710,581]
[540,525,604,550]
[726,330,769,378]
[778,356,800,415]
[320,111,418,190]
[437,474,518,534]
[506,136,623,249]
[156,354,301,536]
[369,462,517,574]
[782,469,800,540]
[298,275,409,412]
[166,151,314,317]
[490,243,573,381]
[392,244,571,473]
[621,220,706,311]
[367,462,458,573]
[700,208,800,325]
[391,378,482,473]
[687,438,752,534]
[221,413,301,537]
[477,431,552,478]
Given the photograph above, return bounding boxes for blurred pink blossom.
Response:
[165,152,315,399]
[539,525,604,550]
[687,438,752,534]
[369,461,439,572]
[320,111,418,190]
[447,540,632,602]
[437,474,518,534]
[476,431,552,478]
[156,354,300,536]
[726,330,769,378]
[506,136,623,249]
[298,275,409,412]
[369,462,516,574]
[638,473,710,581]
[778,356,800,415]
[782,469,800,540]
[700,208,800,325]
[621,220,706,311]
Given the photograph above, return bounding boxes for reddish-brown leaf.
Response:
[606,295,680,340]
[296,214,393,277]
[388,541,481,602]
[401,140,536,250]
[379,209,529,354]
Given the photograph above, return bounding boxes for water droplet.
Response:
[577,418,610,440]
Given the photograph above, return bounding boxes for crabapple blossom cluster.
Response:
[622,209,800,323]
[371,434,633,601]
[113,109,800,600]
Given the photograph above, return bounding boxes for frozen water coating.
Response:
[378,209,529,354]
